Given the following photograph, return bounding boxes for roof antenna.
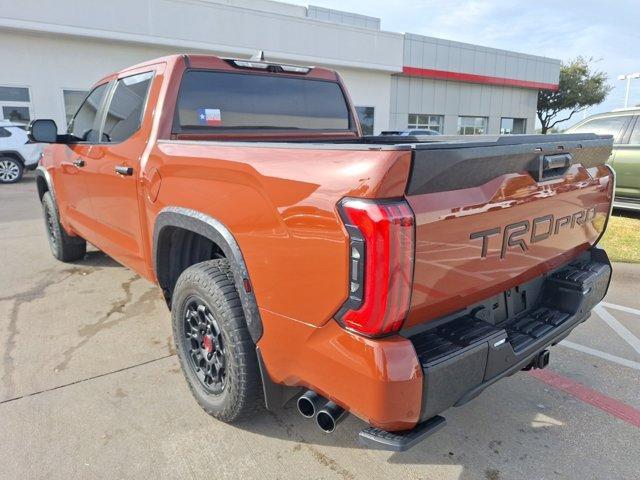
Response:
[250,50,265,61]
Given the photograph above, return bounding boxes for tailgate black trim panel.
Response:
[407,135,613,195]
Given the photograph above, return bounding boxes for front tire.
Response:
[0,157,23,184]
[41,191,87,262]
[172,259,262,422]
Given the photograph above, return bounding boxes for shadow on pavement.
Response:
[79,249,123,268]
[226,387,570,479]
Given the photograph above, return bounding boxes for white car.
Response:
[0,121,43,183]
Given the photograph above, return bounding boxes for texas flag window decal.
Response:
[197,108,222,126]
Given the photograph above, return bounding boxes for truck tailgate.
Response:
[403,134,614,329]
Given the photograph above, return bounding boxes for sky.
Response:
[289,0,640,128]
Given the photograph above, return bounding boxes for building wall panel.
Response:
[390,76,540,134]
[402,34,559,90]
[0,0,404,72]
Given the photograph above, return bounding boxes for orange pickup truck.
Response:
[29,54,614,451]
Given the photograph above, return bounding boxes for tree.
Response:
[537,57,611,134]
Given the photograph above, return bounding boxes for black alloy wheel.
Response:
[171,259,262,422]
[182,297,228,394]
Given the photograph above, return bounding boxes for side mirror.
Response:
[28,119,58,143]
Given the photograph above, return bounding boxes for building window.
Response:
[0,86,32,125]
[0,86,30,102]
[63,90,89,126]
[355,106,375,135]
[408,114,443,133]
[500,118,527,134]
[458,116,488,135]
[2,106,30,124]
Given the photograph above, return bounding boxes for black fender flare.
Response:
[153,206,263,343]
[35,166,57,203]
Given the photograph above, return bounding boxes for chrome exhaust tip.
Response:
[316,401,346,433]
[297,390,326,418]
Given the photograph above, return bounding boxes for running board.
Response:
[613,198,640,212]
[358,416,446,452]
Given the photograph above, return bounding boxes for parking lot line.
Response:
[600,301,640,317]
[594,305,640,355]
[559,340,640,371]
[529,369,640,428]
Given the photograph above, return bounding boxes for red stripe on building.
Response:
[402,66,559,91]
[529,369,640,428]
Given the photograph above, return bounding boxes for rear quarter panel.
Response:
[144,142,410,326]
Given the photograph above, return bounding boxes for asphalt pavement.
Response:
[1,173,639,480]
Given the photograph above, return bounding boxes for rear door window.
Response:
[101,71,153,143]
[570,115,632,143]
[176,71,352,133]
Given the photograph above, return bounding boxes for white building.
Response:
[0,0,560,135]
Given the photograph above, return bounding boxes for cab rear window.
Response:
[175,71,352,133]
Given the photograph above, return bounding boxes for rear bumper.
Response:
[356,247,611,451]
[259,248,611,435]
[257,309,424,432]
[409,247,611,422]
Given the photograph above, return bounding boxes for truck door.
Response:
[82,71,154,272]
[59,82,111,235]
[55,82,112,239]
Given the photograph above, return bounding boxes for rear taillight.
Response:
[336,198,415,337]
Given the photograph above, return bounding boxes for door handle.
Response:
[530,153,571,182]
[542,153,571,171]
[115,165,134,176]
[73,159,85,168]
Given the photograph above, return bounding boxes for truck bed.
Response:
[162,133,614,332]
[171,132,610,153]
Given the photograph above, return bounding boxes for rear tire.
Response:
[0,157,23,184]
[41,191,86,262]
[172,259,262,423]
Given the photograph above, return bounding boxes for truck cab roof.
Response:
[94,54,338,88]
